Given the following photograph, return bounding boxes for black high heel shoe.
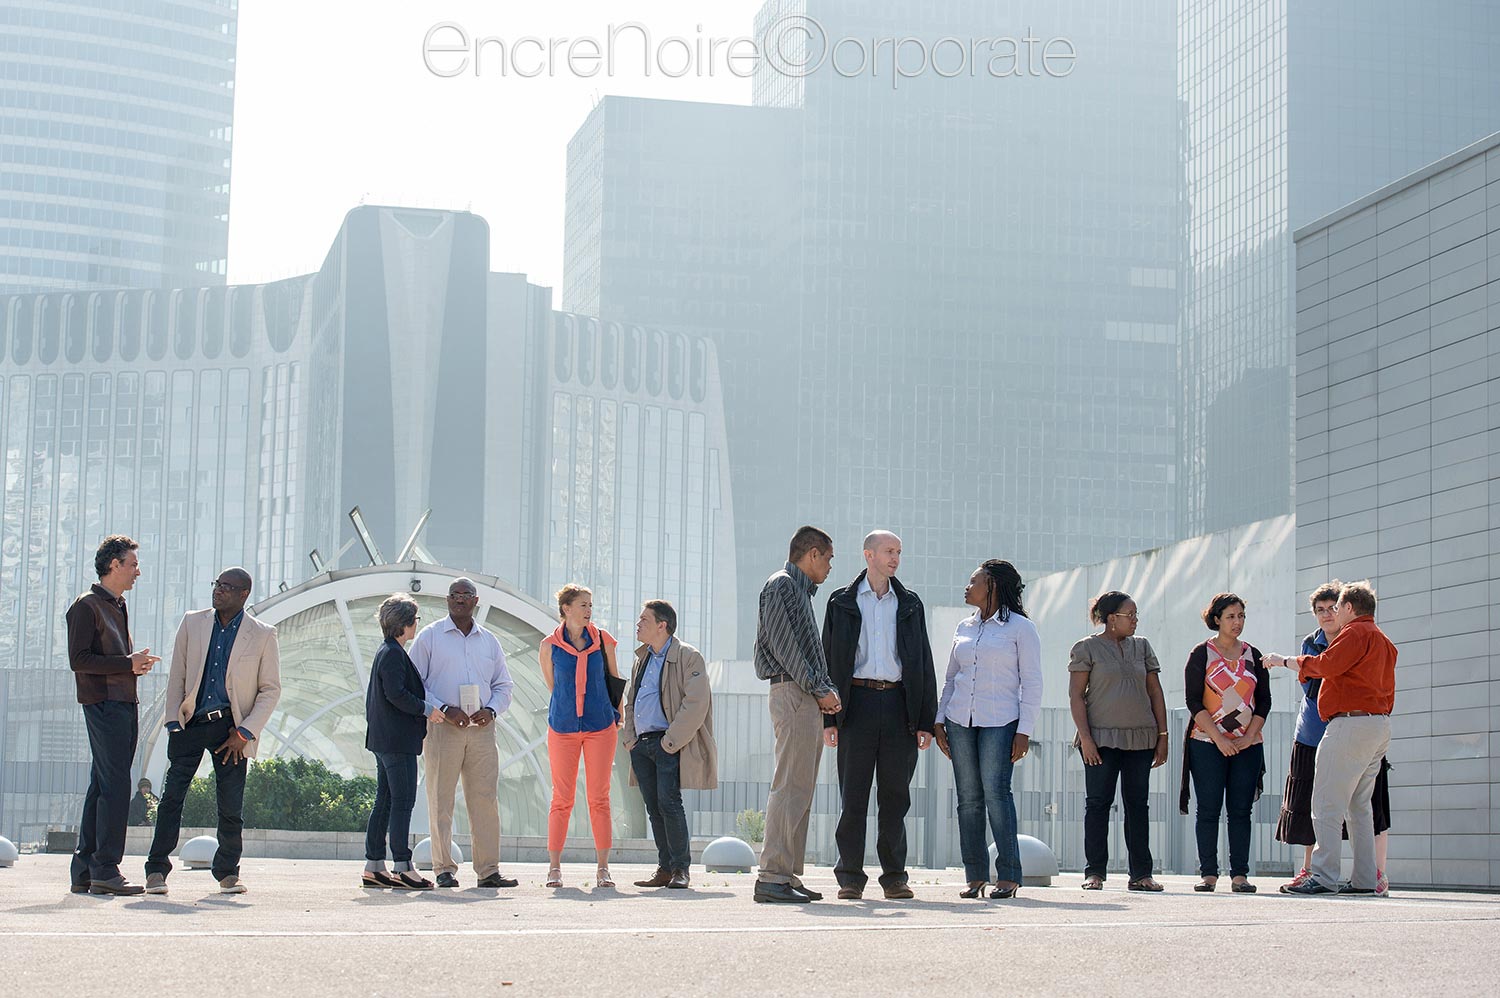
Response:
[959,881,987,899]
[394,871,434,890]
[361,870,400,889]
[990,882,1020,899]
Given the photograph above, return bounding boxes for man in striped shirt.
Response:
[753,525,842,904]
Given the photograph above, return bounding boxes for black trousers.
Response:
[146,715,247,881]
[834,685,919,890]
[73,700,139,884]
[1082,745,1155,881]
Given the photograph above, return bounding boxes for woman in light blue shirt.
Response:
[934,560,1043,899]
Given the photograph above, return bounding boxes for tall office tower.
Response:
[564,96,799,653]
[0,1,238,292]
[1178,0,1500,535]
[567,1,1185,652]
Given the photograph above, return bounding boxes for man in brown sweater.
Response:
[66,535,159,896]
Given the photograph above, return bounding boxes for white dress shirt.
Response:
[410,615,515,716]
[936,608,1043,735]
[853,576,902,682]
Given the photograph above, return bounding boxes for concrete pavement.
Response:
[1,855,1495,996]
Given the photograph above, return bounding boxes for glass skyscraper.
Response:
[563,97,800,653]
[567,0,1185,652]
[1178,0,1500,535]
[0,0,238,292]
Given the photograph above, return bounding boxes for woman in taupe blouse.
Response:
[1067,591,1169,892]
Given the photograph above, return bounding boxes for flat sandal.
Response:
[1128,877,1165,892]
[596,866,615,888]
[1081,876,1103,890]
[546,867,563,888]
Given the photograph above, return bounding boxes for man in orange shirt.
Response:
[1266,580,1395,895]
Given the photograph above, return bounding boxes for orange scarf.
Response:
[543,624,612,717]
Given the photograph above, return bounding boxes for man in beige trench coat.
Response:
[622,599,717,889]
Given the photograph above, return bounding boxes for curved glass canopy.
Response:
[138,563,642,840]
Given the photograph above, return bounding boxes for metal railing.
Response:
[685,698,1300,875]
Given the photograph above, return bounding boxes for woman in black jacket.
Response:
[362,593,445,889]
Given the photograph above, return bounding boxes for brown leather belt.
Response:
[850,678,903,691]
[1330,710,1388,719]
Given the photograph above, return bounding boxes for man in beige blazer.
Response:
[623,600,717,889]
[145,567,281,895]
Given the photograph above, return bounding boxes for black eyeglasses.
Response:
[212,580,249,593]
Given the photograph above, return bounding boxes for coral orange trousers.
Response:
[547,726,616,853]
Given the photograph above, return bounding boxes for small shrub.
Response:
[736,808,766,843]
[168,757,377,832]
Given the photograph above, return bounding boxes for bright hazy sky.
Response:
[227,1,767,292]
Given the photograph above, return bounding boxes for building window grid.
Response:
[571,395,595,594]
[23,374,57,668]
[0,376,30,665]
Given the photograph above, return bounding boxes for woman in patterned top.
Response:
[1180,592,1271,893]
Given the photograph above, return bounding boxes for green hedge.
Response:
[178,757,378,832]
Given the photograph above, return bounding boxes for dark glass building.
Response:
[566,0,1185,651]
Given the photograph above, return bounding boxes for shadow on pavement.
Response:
[423,890,517,904]
[624,889,737,900]
[791,897,1130,916]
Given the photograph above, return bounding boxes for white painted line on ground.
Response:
[5,911,1497,940]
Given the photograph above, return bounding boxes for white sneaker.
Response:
[145,873,168,895]
[218,875,247,894]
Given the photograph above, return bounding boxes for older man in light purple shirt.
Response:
[409,577,516,889]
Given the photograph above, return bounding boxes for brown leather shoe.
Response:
[836,886,863,900]
[89,876,145,896]
[634,867,672,888]
[883,881,915,900]
[667,869,691,889]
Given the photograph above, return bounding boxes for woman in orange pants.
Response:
[541,584,622,888]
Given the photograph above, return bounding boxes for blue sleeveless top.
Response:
[544,627,617,733]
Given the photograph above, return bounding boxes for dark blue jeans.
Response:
[946,719,1021,884]
[1082,745,1155,881]
[145,716,248,881]
[73,700,139,884]
[1187,738,1264,878]
[629,733,691,872]
[366,752,418,865]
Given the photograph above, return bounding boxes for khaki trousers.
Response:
[1310,714,1390,890]
[424,719,501,878]
[757,681,824,885]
